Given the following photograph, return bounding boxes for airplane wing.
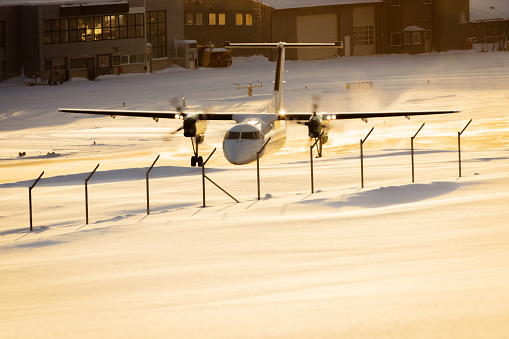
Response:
[58,108,234,120]
[60,108,460,122]
[280,110,461,121]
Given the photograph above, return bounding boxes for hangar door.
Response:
[296,14,338,60]
[353,6,376,56]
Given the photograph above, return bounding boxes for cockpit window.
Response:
[241,132,256,139]
[225,131,241,140]
[241,131,262,140]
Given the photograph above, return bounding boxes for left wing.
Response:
[59,108,234,121]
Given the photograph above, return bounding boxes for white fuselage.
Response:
[222,114,286,165]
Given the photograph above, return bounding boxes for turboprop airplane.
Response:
[59,41,460,166]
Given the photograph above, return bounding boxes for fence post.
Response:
[257,137,271,200]
[85,164,100,225]
[146,154,160,215]
[28,171,44,232]
[458,119,472,177]
[411,123,425,183]
[202,149,217,207]
[360,127,374,188]
[310,132,324,194]
[202,148,238,207]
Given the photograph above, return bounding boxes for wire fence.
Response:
[1,122,501,234]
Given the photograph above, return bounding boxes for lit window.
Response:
[209,13,216,25]
[246,13,253,26]
[218,13,225,25]
[236,13,243,26]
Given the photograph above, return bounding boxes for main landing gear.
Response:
[312,134,328,158]
[191,136,204,167]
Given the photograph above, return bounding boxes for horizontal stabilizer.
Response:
[223,41,343,49]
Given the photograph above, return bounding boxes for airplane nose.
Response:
[223,140,264,165]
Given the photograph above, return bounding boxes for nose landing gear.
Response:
[191,136,204,167]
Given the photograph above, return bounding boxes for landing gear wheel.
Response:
[191,156,204,167]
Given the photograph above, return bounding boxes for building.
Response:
[264,0,383,60]
[469,0,508,49]
[0,0,184,81]
[183,0,273,57]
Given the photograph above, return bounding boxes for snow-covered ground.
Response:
[1,50,508,338]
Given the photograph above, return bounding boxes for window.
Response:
[236,13,243,26]
[353,26,374,46]
[146,10,167,58]
[246,13,253,26]
[404,33,410,45]
[413,32,420,44]
[43,14,143,44]
[209,13,216,25]
[390,0,400,6]
[391,32,401,46]
[98,55,109,67]
[196,13,203,25]
[44,59,53,71]
[121,55,129,64]
[70,58,92,69]
[218,13,226,25]
[240,132,262,140]
[186,13,193,25]
[225,131,240,140]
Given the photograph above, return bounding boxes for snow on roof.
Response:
[403,26,425,32]
[262,0,382,10]
[470,0,509,22]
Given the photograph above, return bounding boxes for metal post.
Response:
[257,137,271,200]
[309,133,323,194]
[202,148,217,207]
[458,119,472,177]
[411,123,425,183]
[85,164,100,225]
[28,171,44,232]
[146,154,160,215]
[360,127,374,188]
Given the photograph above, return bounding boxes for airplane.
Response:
[59,41,460,166]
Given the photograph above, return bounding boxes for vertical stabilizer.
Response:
[223,41,342,114]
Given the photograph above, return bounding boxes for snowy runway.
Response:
[1,51,509,338]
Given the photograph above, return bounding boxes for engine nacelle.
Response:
[306,115,322,138]
[305,114,331,142]
[183,114,207,138]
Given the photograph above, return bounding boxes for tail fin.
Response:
[223,41,343,114]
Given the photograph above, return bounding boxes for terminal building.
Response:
[0,0,183,81]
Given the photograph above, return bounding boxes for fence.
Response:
[0,120,486,233]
